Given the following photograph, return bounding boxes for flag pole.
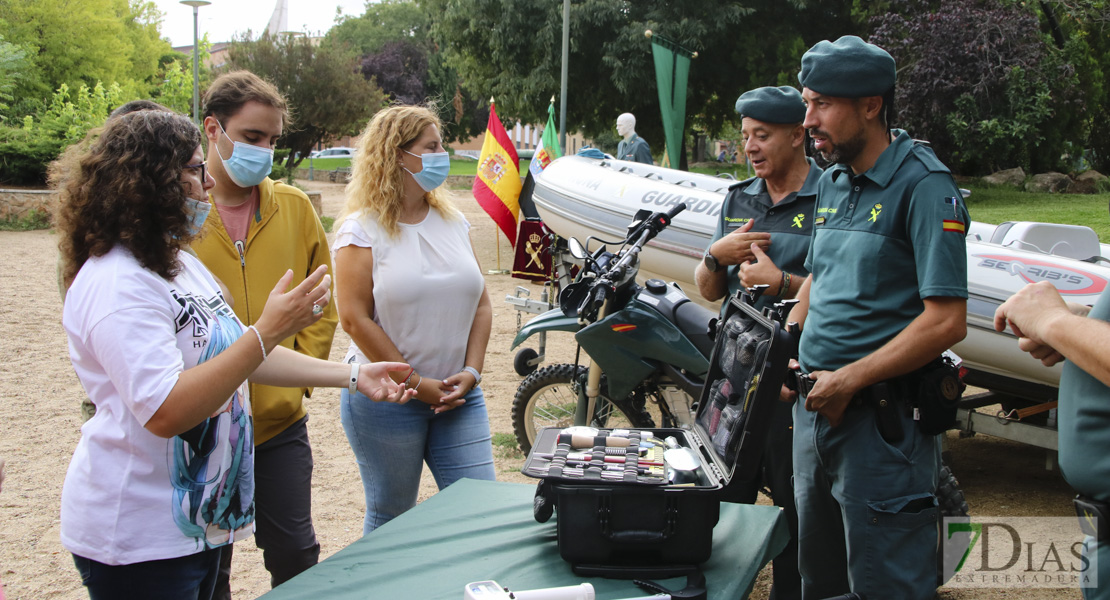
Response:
[485,95,510,275]
[490,234,508,275]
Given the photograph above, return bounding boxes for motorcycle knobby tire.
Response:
[511,363,656,455]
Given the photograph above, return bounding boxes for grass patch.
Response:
[298,157,531,176]
[688,164,755,180]
[492,432,525,458]
[302,157,351,170]
[0,209,51,231]
[449,158,531,176]
[319,215,334,233]
[962,184,1110,241]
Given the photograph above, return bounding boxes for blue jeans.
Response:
[340,385,496,535]
[73,547,223,600]
[792,398,940,600]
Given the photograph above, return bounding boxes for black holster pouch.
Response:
[860,381,903,445]
[1075,495,1110,542]
[910,355,963,435]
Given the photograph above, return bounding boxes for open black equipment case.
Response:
[522,288,798,577]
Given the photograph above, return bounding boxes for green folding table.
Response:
[260,479,788,599]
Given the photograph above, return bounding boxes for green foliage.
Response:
[0,35,30,116]
[0,209,52,232]
[224,32,389,170]
[945,65,1059,174]
[319,215,335,233]
[0,0,172,102]
[426,0,861,148]
[0,81,122,184]
[492,432,525,457]
[963,184,1110,240]
[326,0,486,143]
[155,61,194,117]
[326,0,430,55]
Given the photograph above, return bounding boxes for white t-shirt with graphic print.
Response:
[61,246,255,566]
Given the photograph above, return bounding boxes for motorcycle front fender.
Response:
[510,308,581,350]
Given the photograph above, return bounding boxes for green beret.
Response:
[798,35,896,98]
[734,86,806,124]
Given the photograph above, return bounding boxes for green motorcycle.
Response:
[510,203,721,454]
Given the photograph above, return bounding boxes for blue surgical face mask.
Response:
[402,149,450,192]
[184,197,211,237]
[214,121,274,187]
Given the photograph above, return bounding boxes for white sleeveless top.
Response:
[332,208,483,379]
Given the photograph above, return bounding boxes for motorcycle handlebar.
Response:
[576,203,685,320]
[665,202,687,221]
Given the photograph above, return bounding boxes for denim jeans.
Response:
[72,547,223,600]
[792,398,940,600]
[340,385,496,535]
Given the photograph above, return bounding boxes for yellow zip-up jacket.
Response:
[193,178,337,445]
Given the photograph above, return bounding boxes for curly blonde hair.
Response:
[340,104,455,236]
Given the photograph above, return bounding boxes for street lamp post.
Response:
[180,0,211,126]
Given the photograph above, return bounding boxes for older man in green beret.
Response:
[695,85,821,600]
[783,36,969,599]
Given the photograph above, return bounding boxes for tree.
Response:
[871,0,1084,174]
[0,35,29,117]
[0,81,124,184]
[0,0,171,108]
[359,41,428,105]
[424,0,861,156]
[1033,0,1110,172]
[223,32,388,169]
[325,0,488,143]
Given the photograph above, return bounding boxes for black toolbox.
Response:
[522,288,797,577]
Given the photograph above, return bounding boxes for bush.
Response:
[0,81,122,185]
[0,119,67,185]
[871,0,1083,175]
[0,208,52,231]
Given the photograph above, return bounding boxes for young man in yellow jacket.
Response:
[193,70,338,596]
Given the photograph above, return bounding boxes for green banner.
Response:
[651,33,694,169]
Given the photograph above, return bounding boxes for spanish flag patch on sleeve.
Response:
[942,219,966,233]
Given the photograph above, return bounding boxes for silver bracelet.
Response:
[247,325,267,361]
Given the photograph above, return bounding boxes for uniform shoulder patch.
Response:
[910,141,951,174]
[727,176,759,192]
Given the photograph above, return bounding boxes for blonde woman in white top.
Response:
[333,105,496,535]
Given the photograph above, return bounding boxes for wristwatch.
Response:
[703,250,721,272]
[463,366,482,386]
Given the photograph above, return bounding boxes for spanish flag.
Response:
[473,99,522,247]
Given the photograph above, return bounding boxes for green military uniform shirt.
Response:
[799,130,969,372]
[709,158,822,311]
[617,134,653,165]
[1058,292,1110,501]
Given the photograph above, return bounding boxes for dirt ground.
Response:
[0,181,1083,599]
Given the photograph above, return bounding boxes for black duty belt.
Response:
[794,371,905,444]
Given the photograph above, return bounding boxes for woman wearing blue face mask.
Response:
[333,104,496,534]
[53,110,414,600]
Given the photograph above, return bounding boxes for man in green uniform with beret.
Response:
[695,85,820,600]
[784,36,969,599]
[995,282,1110,597]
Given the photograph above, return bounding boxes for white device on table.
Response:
[463,580,669,600]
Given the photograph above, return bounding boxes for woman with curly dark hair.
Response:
[55,110,414,600]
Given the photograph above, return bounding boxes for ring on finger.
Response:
[312,303,323,315]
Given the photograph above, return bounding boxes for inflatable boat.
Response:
[531,155,1110,396]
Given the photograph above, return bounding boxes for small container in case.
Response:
[521,288,797,576]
